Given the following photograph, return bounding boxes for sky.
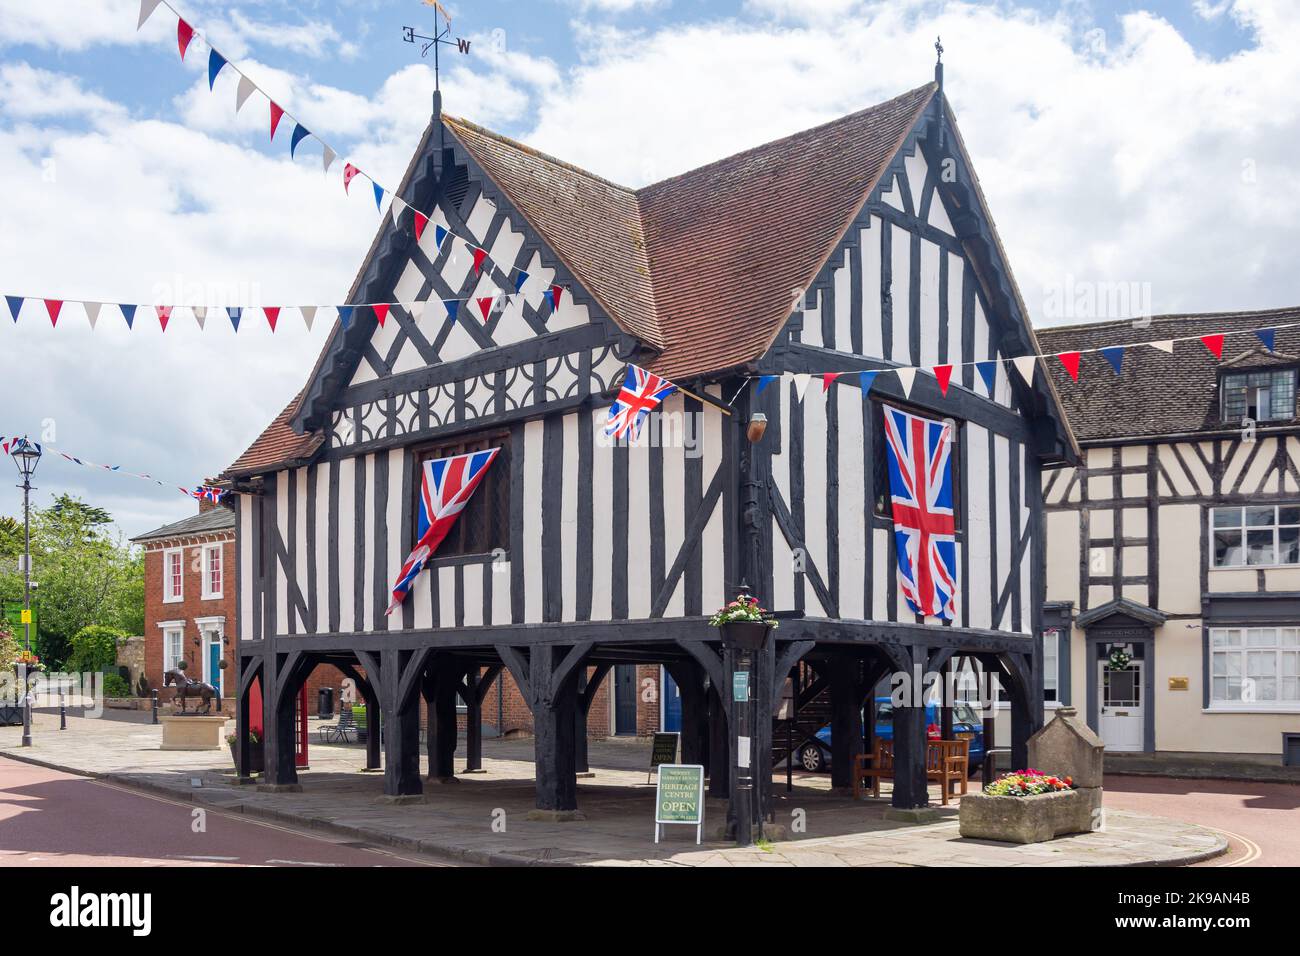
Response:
[0,0,1293,540]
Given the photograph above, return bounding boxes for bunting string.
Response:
[0,436,227,503]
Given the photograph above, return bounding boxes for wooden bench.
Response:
[852,737,971,804]
[318,707,358,744]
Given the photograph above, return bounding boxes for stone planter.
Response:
[958,787,1100,844]
[230,741,264,775]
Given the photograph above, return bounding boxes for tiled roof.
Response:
[131,506,235,543]
[1035,307,1300,442]
[224,390,322,478]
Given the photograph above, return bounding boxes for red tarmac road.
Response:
[1104,774,1300,866]
[0,756,449,867]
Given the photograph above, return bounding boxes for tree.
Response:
[66,625,127,672]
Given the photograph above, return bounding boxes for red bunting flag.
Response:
[343,163,359,194]
[44,299,63,327]
[549,284,565,309]
[933,364,954,396]
[270,102,285,141]
[471,248,489,274]
[414,212,429,242]
[177,20,194,60]
[476,297,495,322]
[156,305,172,332]
[1057,351,1082,381]
[822,372,840,392]
[373,303,389,327]
[1200,334,1225,359]
[264,307,280,332]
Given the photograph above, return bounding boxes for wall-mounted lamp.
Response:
[746,413,768,444]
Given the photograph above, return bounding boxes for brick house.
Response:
[132,500,237,702]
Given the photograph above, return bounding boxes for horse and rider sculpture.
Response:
[163,661,220,714]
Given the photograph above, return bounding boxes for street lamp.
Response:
[717,581,771,847]
[11,437,41,748]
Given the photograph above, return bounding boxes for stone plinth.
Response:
[959,787,1100,844]
[1028,706,1104,787]
[159,715,227,751]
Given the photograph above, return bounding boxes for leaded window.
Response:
[1221,369,1295,423]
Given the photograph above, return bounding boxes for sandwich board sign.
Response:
[647,731,679,782]
[654,763,705,845]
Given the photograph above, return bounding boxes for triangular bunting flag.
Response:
[84,302,101,330]
[791,373,811,402]
[44,299,63,328]
[372,181,384,211]
[373,304,389,327]
[1200,334,1225,359]
[177,20,194,61]
[1057,351,1082,381]
[859,370,879,394]
[513,270,530,294]
[290,123,311,159]
[208,50,227,90]
[756,375,778,394]
[895,367,917,398]
[1256,328,1276,351]
[343,163,359,194]
[235,76,256,113]
[1147,340,1173,354]
[300,306,317,331]
[227,307,242,332]
[192,306,206,329]
[476,297,495,322]
[1011,355,1037,385]
[403,301,425,320]
[156,305,172,332]
[434,225,449,251]
[822,372,840,392]
[975,360,997,394]
[338,305,353,328]
[471,248,489,274]
[322,145,336,174]
[137,0,164,30]
[390,196,406,227]
[269,102,285,141]
[1100,346,1124,375]
[120,304,137,329]
[5,296,22,322]
[444,300,459,324]
[414,211,429,242]
[933,364,954,396]
[544,284,565,310]
[264,307,280,332]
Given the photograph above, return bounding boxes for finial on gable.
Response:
[934,35,944,90]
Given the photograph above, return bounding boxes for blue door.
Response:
[614,665,638,736]
[208,641,222,697]
[662,668,682,732]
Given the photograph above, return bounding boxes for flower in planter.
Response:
[11,650,44,672]
[984,770,1077,797]
[708,594,779,629]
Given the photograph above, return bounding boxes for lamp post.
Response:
[12,437,42,748]
[717,582,771,847]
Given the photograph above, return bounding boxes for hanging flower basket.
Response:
[1107,648,1132,670]
[710,594,778,650]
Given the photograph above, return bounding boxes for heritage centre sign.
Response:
[654,763,705,845]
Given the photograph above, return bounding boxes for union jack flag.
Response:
[605,365,677,441]
[191,485,225,503]
[386,447,500,615]
[881,405,959,620]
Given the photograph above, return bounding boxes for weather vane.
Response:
[402,0,472,95]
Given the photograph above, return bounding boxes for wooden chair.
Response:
[925,739,969,805]
[852,738,894,799]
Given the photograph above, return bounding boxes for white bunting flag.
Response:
[300,306,317,331]
[322,145,336,174]
[235,76,257,113]
[84,302,101,330]
[402,301,426,320]
[1011,355,1038,385]
[791,373,811,402]
[138,0,164,30]
[1148,340,1174,354]
[193,306,207,329]
[895,366,918,398]
[390,196,406,227]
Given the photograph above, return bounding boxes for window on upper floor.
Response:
[1212,505,1300,568]
[412,431,510,559]
[202,544,223,600]
[1209,627,1300,709]
[871,401,963,532]
[163,548,183,603]
[1221,369,1296,423]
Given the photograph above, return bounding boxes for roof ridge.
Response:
[1037,305,1300,337]
[635,82,937,195]
[443,114,635,194]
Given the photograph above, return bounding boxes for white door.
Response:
[1098,659,1144,752]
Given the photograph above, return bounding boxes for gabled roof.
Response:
[131,506,235,544]
[1036,308,1300,443]
[224,390,322,477]
[1076,597,1168,629]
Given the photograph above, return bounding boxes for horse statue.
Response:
[164,664,220,715]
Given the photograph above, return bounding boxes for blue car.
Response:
[795,698,985,774]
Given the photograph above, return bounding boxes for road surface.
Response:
[0,756,450,867]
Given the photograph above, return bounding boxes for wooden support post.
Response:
[940,656,955,741]
[829,654,863,792]
[574,667,590,775]
[430,665,460,781]
[530,645,580,814]
[753,640,775,825]
[235,659,257,780]
[707,683,729,797]
[890,644,929,810]
[263,656,299,788]
[362,678,381,771]
[667,661,708,766]
[1009,655,1034,772]
[463,667,483,773]
[381,653,423,798]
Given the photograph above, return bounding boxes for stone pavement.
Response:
[0,712,1227,867]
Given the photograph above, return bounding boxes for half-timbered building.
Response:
[223,67,1077,821]
[1040,310,1300,760]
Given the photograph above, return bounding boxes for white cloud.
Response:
[0,64,126,121]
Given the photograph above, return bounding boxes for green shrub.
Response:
[101,673,132,698]
[66,625,127,673]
